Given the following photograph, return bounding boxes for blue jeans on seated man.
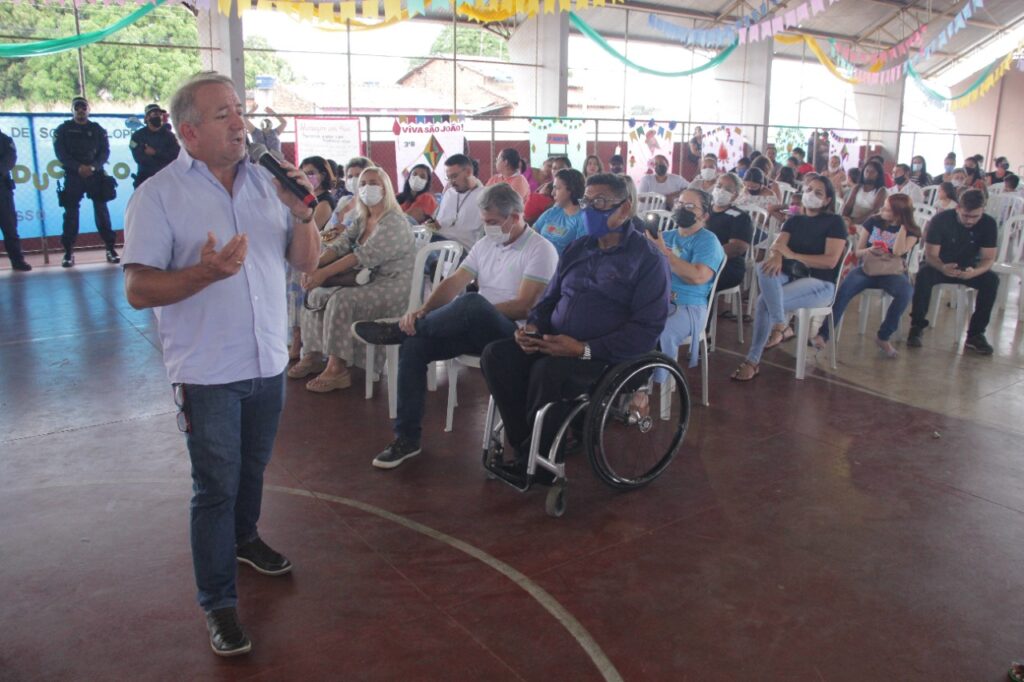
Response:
[815,266,913,342]
[747,268,835,365]
[395,293,517,443]
[182,372,284,612]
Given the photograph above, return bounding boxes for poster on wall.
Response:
[626,120,676,184]
[700,125,750,172]
[1,113,140,239]
[768,126,811,165]
[392,116,466,185]
[826,130,860,171]
[293,116,362,168]
[527,118,587,170]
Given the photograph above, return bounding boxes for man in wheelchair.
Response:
[480,173,672,483]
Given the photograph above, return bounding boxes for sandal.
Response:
[764,325,795,350]
[287,355,325,379]
[730,361,760,382]
[306,371,352,393]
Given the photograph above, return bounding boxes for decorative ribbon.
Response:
[832,27,925,66]
[569,11,738,78]
[906,44,1019,110]
[647,14,735,49]
[0,0,164,59]
[919,0,984,63]
[774,33,860,84]
[737,0,841,46]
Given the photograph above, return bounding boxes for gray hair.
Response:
[168,71,236,143]
[684,187,714,217]
[620,174,638,217]
[478,182,524,217]
[717,172,742,194]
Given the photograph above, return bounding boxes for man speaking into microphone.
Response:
[122,72,319,657]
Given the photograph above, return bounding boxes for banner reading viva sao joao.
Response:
[1,113,144,240]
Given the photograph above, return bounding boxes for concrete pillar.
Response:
[508,12,568,117]
[197,0,246,102]
[852,79,905,163]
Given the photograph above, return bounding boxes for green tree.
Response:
[244,35,296,89]
[429,25,508,60]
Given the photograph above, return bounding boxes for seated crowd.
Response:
[280,144,1016,467]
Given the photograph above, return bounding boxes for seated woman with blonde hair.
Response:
[289,167,416,392]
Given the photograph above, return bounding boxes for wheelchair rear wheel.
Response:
[584,353,690,490]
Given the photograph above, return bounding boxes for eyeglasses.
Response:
[173,384,190,434]
[579,196,626,211]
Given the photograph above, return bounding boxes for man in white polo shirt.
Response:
[354,182,558,469]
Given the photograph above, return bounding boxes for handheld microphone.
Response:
[250,144,318,209]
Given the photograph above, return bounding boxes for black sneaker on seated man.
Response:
[236,536,292,576]
[206,607,252,657]
[372,437,422,469]
[106,247,120,264]
[964,333,994,355]
[907,326,924,348]
[352,320,407,346]
[61,250,74,268]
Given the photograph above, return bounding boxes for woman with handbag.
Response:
[731,176,847,381]
[288,167,416,392]
[810,194,920,358]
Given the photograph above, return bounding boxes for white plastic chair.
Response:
[914,205,936,229]
[444,354,480,432]
[411,225,433,251]
[922,186,938,207]
[776,182,797,206]
[709,280,744,351]
[792,240,852,380]
[659,258,726,411]
[745,206,773,318]
[929,284,977,344]
[989,183,1005,195]
[360,240,464,418]
[636,192,666,214]
[994,214,1024,317]
[986,195,1024,229]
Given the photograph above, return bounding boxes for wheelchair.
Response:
[480,352,691,517]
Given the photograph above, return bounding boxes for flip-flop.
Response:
[730,361,760,382]
[306,372,352,393]
[287,356,325,379]
[764,326,795,350]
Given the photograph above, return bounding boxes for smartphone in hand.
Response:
[522,329,543,340]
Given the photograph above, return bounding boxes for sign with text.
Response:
[392,117,466,185]
[1,113,143,239]
[293,116,362,167]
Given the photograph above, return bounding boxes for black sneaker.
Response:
[106,248,120,264]
[236,536,292,576]
[964,334,994,355]
[352,320,407,346]
[907,326,924,348]
[205,607,251,657]
[61,252,74,268]
[11,260,32,272]
[372,438,422,469]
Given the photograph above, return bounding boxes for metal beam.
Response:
[865,0,1002,31]
[920,12,1024,78]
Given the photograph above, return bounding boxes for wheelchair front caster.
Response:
[545,483,567,518]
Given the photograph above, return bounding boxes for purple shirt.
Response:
[123,149,292,385]
[528,223,671,364]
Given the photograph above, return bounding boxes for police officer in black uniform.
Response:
[53,96,118,268]
[0,125,31,271]
[130,103,179,189]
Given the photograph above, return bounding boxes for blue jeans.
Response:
[181,373,285,611]
[816,266,913,342]
[747,269,834,365]
[395,293,517,442]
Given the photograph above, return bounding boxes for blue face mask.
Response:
[583,204,623,238]
[945,163,955,173]
[737,168,747,178]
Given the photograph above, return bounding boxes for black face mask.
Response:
[610,165,624,174]
[673,207,698,228]
[654,164,668,176]
[147,116,161,127]
[894,175,906,185]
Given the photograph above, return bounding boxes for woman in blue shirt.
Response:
[533,168,586,255]
[647,188,725,367]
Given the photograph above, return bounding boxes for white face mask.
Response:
[801,192,825,210]
[700,167,717,181]
[409,175,428,192]
[483,223,507,243]
[359,185,384,206]
[345,177,359,194]
[711,187,733,207]
[951,179,964,188]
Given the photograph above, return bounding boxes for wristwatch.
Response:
[580,343,591,360]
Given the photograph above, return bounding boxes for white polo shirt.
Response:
[459,227,558,312]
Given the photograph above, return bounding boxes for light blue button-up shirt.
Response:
[123,148,292,385]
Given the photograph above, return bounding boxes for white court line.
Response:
[265,484,624,682]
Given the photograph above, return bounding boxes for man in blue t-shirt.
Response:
[647,188,725,368]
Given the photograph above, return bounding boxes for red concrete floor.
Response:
[2,262,1023,681]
